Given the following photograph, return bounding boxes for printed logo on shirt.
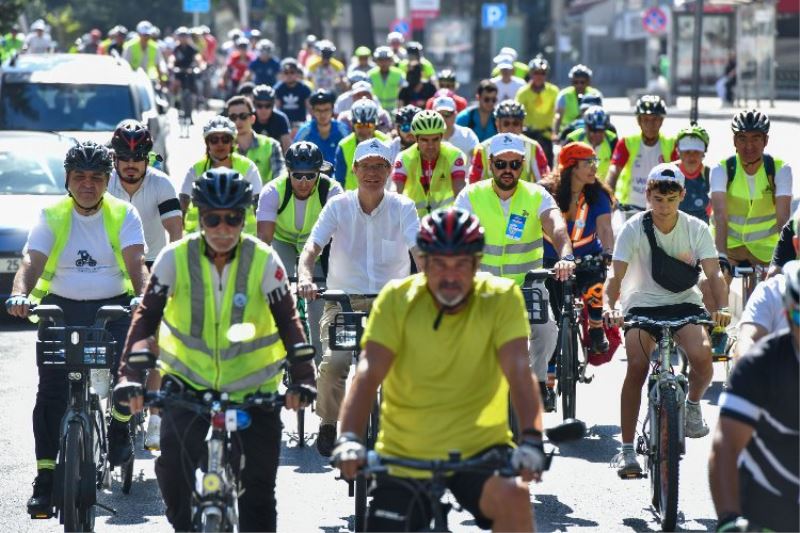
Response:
[394,160,403,169]
[283,94,300,110]
[74,250,98,269]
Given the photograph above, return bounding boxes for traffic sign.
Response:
[642,6,668,35]
[410,0,440,19]
[482,3,508,29]
[183,0,210,13]
[390,18,411,39]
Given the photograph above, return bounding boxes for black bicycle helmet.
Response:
[111,119,154,159]
[64,141,114,176]
[192,168,253,211]
[494,99,526,120]
[406,41,423,56]
[309,88,335,107]
[731,109,770,134]
[417,207,485,256]
[635,94,667,116]
[252,84,276,102]
[394,105,421,128]
[528,54,549,72]
[285,141,323,172]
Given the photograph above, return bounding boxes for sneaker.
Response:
[107,419,133,467]
[316,424,337,457]
[613,450,642,478]
[27,470,54,518]
[588,327,609,354]
[544,387,557,413]
[685,402,710,438]
[145,414,161,451]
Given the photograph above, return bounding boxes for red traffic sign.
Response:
[642,6,668,35]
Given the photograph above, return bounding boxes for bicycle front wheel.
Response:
[62,422,87,532]
[656,386,681,531]
[560,321,578,420]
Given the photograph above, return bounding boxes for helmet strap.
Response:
[69,192,104,215]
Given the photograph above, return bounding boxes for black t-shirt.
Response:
[398,82,436,108]
[771,220,796,268]
[720,330,799,531]
[172,43,199,69]
[253,108,290,141]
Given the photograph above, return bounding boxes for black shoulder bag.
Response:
[642,212,700,293]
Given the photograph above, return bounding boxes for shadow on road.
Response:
[96,477,164,525]
[280,439,333,474]
[553,423,621,464]
[0,313,35,332]
[703,382,724,405]
[535,493,599,529]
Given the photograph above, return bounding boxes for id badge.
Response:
[506,214,527,241]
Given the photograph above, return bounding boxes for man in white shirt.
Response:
[434,96,478,172]
[491,58,526,102]
[297,138,421,456]
[24,20,53,54]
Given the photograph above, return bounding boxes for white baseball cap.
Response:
[354,138,393,164]
[647,162,685,188]
[489,133,525,157]
[499,47,518,61]
[432,96,456,112]
[31,19,46,31]
[493,53,513,65]
[136,20,154,36]
[351,80,373,95]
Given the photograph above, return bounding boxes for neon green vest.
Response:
[125,39,159,79]
[400,142,462,217]
[615,133,675,205]
[723,154,783,263]
[468,180,545,286]
[478,135,540,182]
[339,131,389,191]
[158,234,285,401]
[560,86,600,132]
[29,194,134,319]
[186,154,256,234]
[273,175,329,252]
[241,133,276,183]
[368,67,404,112]
[566,128,617,180]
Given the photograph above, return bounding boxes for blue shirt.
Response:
[544,191,612,260]
[294,119,350,165]
[273,81,312,123]
[333,144,348,186]
[455,106,497,142]
[248,57,281,87]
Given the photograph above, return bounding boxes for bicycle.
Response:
[173,66,201,139]
[320,289,379,533]
[358,420,586,532]
[622,314,715,532]
[32,304,129,531]
[121,344,316,533]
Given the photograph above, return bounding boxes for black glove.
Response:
[719,255,732,276]
[286,383,317,405]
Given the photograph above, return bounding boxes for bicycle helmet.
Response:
[111,119,154,158]
[252,84,276,102]
[192,168,253,211]
[635,94,667,116]
[528,54,549,72]
[387,31,404,44]
[354,46,371,57]
[373,46,394,60]
[281,57,300,71]
[394,105,422,128]
[351,99,379,124]
[318,40,336,58]
[569,64,593,79]
[578,93,603,111]
[135,20,154,36]
[406,41,423,56]
[285,141,324,171]
[256,39,274,54]
[175,26,190,37]
[437,69,456,83]
[676,125,710,150]
[64,141,114,176]
[417,207,485,256]
[731,109,770,134]
[203,116,237,139]
[347,70,369,85]
[499,47,518,61]
[411,110,446,136]
[309,88,335,107]
[494,99,526,120]
[583,106,609,131]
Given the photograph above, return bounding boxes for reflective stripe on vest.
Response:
[340,131,389,191]
[158,234,286,400]
[368,67,404,112]
[615,133,675,205]
[244,133,275,183]
[400,142,461,217]
[273,175,327,252]
[479,135,539,182]
[468,180,545,285]
[723,154,783,263]
[185,154,257,234]
[29,194,134,321]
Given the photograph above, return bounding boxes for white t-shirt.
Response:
[256,178,344,229]
[613,211,718,312]
[445,126,479,166]
[180,160,263,198]
[25,33,53,53]
[739,273,789,331]
[108,167,181,261]
[627,141,665,208]
[309,191,419,294]
[26,203,144,300]
[491,76,527,103]
[453,181,558,219]
[708,162,793,197]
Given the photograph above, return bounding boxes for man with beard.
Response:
[454,133,575,402]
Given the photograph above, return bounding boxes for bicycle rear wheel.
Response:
[655,386,681,531]
[62,422,88,532]
[560,321,578,420]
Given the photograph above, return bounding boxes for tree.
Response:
[0,0,26,33]
[349,0,374,50]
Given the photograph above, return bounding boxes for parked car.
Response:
[0,53,169,167]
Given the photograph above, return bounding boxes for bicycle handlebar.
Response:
[524,255,607,284]
[363,447,517,477]
[142,388,289,413]
[624,314,715,331]
[31,304,130,329]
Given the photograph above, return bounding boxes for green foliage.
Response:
[0,0,27,33]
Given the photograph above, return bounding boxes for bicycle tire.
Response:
[560,320,578,420]
[297,408,305,448]
[200,509,223,532]
[62,422,85,532]
[657,386,681,531]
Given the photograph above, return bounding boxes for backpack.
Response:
[277,174,332,215]
[725,154,776,195]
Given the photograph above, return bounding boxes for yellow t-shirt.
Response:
[515,82,559,132]
[362,272,530,477]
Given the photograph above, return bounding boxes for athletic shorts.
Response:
[624,303,706,340]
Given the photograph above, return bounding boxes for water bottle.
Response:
[711,326,728,356]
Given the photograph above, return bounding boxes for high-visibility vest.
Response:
[566,128,617,180]
[368,67,404,112]
[615,133,675,205]
[338,131,389,191]
[242,133,276,183]
[468,180,545,286]
[477,134,541,182]
[400,142,462,217]
[723,154,783,262]
[158,234,286,401]
[517,82,559,133]
[124,39,159,79]
[29,194,134,319]
[185,154,256,234]
[273,174,333,252]
[559,86,600,132]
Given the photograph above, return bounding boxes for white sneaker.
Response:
[145,414,161,450]
[685,402,710,438]
[613,450,642,478]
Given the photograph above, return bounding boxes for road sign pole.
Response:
[690,0,703,124]
[193,12,199,26]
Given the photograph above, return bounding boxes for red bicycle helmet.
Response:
[417,207,485,256]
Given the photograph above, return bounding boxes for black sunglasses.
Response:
[116,154,148,163]
[228,112,254,121]
[201,212,244,228]
[291,172,318,181]
[255,102,274,109]
[493,159,523,170]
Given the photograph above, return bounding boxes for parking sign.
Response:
[481,3,507,29]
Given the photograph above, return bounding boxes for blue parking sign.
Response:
[183,0,210,13]
[481,3,507,29]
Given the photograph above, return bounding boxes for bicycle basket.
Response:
[328,312,367,351]
[36,326,117,369]
[521,286,548,325]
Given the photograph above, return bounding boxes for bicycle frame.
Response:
[645,326,689,457]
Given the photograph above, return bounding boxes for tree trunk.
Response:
[275,13,289,58]
[349,0,374,50]
[305,0,324,38]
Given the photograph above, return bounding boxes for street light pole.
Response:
[690,0,704,125]
[239,0,250,29]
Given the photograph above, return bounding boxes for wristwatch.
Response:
[563,254,576,262]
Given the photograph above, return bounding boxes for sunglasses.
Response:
[116,154,147,163]
[207,135,233,145]
[291,172,318,181]
[202,212,244,228]
[354,122,376,129]
[493,159,523,170]
[255,103,274,109]
[228,112,254,121]
[577,157,599,165]
[482,97,498,104]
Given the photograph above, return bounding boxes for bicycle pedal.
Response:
[617,471,646,480]
[29,510,53,520]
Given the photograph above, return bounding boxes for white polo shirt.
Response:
[309,190,419,294]
[109,167,181,261]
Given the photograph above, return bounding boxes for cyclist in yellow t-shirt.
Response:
[332,207,546,532]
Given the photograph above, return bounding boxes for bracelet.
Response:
[334,431,363,446]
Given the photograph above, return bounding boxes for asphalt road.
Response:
[0,109,796,532]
